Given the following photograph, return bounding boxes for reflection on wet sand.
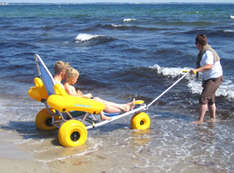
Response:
[130,129,152,146]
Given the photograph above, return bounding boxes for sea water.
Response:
[0,3,233,172]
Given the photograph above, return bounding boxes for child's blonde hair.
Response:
[54,61,70,75]
[65,67,79,82]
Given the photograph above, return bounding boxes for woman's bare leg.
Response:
[208,104,216,122]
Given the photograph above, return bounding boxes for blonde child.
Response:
[64,67,135,120]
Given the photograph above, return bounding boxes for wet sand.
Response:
[0,124,231,173]
[0,129,104,173]
[0,128,150,173]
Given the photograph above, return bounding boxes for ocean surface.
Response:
[0,3,234,172]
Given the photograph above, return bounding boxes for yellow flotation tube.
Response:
[29,78,105,114]
[28,77,48,102]
[48,83,105,114]
[47,95,105,114]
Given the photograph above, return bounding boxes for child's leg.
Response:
[94,97,135,112]
[100,111,112,120]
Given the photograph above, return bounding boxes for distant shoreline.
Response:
[4,2,234,5]
[0,2,8,5]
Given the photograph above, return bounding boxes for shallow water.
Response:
[0,95,233,172]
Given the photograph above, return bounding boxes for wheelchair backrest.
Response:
[34,54,55,96]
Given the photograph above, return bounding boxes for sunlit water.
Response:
[0,3,234,172]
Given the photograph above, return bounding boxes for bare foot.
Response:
[206,118,216,123]
[123,98,135,112]
[192,120,203,124]
[129,98,136,110]
[100,112,112,121]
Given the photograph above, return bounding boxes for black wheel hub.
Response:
[71,132,80,141]
[46,118,53,127]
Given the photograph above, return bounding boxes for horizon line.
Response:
[4,2,234,4]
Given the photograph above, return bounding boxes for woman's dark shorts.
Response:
[200,76,223,105]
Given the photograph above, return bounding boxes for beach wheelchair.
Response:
[28,54,150,147]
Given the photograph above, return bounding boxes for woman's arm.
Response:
[190,64,213,74]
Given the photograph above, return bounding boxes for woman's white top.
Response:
[200,50,223,81]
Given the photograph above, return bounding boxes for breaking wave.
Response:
[98,23,166,31]
[75,33,104,41]
[74,33,115,45]
[123,18,136,22]
[150,64,234,101]
[224,29,234,33]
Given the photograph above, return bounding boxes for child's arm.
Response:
[76,89,83,96]
[76,87,92,98]
[65,83,93,98]
[83,93,93,99]
[64,83,78,96]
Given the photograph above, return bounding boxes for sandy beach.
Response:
[0,126,153,173]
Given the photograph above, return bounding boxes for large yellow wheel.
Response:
[131,112,150,130]
[35,108,60,130]
[58,120,88,147]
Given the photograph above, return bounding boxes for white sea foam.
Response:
[111,24,122,27]
[150,64,191,78]
[187,78,234,100]
[14,138,34,144]
[36,138,103,163]
[230,15,234,19]
[123,18,136,22]
[187,79,201,95]
[75,33,103,41]
[217,80,234,100]
[150,64,234,101]
[224,29,234,33]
